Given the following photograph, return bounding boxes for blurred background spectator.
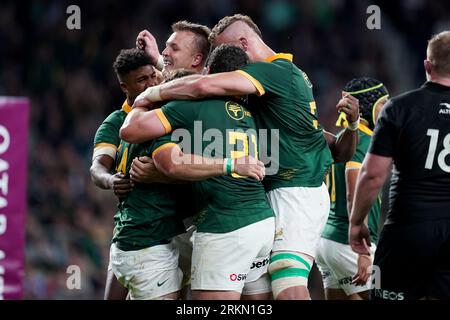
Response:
[1,0,449,299]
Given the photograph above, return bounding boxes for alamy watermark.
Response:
[66,265,81,290]
[66,5,81,30]
[166,121,280,175]
[366,5,381,30]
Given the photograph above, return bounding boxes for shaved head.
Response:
[209,14,262,46]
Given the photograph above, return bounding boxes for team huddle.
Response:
[90,14,450,300]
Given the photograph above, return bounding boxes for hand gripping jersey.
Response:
[157,98,274,233]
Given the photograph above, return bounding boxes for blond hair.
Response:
[171,20,211,59]
[209,14,262,45]
[428,31,450,77]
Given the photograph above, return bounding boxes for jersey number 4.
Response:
[425,129,450,173]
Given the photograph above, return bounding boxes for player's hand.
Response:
[352,254,372,286]
[130,156,159,183]
[108,173,133,199]
[136,30,160,66]
[337,93,360,123]
[133,90,156,110]
[233,156,265,181]
[349,223,371,255]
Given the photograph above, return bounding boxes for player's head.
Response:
[425,31,450,81]
[162,21,211,73]
[207,44,249,74]
[342,77,389,129]
[113,48,160,103]
[209,14,262,62]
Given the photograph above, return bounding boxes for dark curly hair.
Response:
[113,48,152,80]
[343,77,389,129]
[207,44,249,74]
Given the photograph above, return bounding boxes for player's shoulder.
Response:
[242,59,289,72]
[389,86,424,105]
[103,108,127,123]
[388,82,449,108]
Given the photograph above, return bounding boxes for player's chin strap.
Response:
[268,251,313,299]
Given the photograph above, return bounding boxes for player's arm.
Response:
[90,153,116,189]
[129,156,182,184]
[120,107,168,144]
[345,162,373,285]
[152,144,265,181]
[345,162,364,216]
[90,154,133,199]
[349,153,392,254]
[134,72,258,108]
[325,94,360,162]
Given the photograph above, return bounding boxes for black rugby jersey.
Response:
[369,81,450,224]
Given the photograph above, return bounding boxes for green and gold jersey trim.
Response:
[122,100,132,114]
[346,161,362,170]
[156,109,173,133]
[151,142,178,158]
[264,53,293,63]
[358,122,373,136]
[235,70,265,96]
[92,142,117,160]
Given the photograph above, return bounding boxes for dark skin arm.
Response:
[324,94,360,163]
[90,154,133,199]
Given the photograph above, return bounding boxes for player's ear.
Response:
[120,82,128,95]
[239,37,248,51]
[424,59,433,75]
[192,53,203,68]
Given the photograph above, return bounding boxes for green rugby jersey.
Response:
[237,54,332,191]
[112,134,186,251]
[93,100,130,157]
[321,124,381,244]
[157,98,274,233]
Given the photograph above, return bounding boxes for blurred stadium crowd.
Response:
[0,0,449,299]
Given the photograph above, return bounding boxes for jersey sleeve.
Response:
[368,100,399,157]
[160,101,198,130]
[237,61,303,98]
[346,133,370,170]
[92,110,124,160]
[238,62,282,97]
[150,134,178,158]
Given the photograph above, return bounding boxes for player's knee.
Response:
[268,251,313,299]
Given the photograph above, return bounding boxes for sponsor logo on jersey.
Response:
[229,273,247,281]
[302,72,313,88]
[338,276,353,286]
[373,288,405,300]
[225,101,245,120]
[250,258,269,270]
[439,102,450,115]
[157,278,169,287]
[274,228,284,239]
